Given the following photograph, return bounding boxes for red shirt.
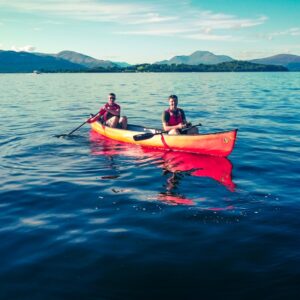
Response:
[99,102,120,122]
[88,102,121,124]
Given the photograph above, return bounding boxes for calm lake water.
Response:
[0,73,299,299]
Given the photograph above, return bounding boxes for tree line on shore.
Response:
[34,60,288,73]
[87,61,288,73]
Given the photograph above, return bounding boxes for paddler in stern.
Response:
[88,93,127,129]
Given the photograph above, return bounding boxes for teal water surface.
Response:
[0,73,300,299]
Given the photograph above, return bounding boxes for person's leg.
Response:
[168,128,180,135]
[119,116,127,129]
[106,116,120,128]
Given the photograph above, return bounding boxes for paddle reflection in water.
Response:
[89,130,236,206]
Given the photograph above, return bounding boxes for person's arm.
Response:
[180,109,192,127]
[163,123,185,131]
[87,106,107,123]
[180,109,187,124]
[106,107,120,116]
[105,104,120,116]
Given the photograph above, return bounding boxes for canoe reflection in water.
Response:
[90,130,236,206]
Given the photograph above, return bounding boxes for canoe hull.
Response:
[90,122,237,157]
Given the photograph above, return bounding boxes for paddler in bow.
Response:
[162,94,198,135]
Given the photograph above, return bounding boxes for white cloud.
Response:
[0,0,268,41]
[185,33,234,41]
[194,13,267,30]
[0,0,159,24]
[270,27,300,38]
[11,45,36,52]
[118,28,234,41]
[258,27,300,41]
[43,20,64,25]
[127,13,178,25]
[0,1,268,25]
[117,27,189,36]
[290,28,300,36]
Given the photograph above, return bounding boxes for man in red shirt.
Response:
[89,93,127,129]
[162,95,198,135]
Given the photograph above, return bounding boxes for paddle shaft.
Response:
[55,112,100,138]
[162,122,201,135]
[66,120,89,136]
[133,123,202,141]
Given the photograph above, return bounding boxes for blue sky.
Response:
[0,0,299,63]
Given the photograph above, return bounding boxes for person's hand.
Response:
[87,113,99,123]
[184,122,192,129]
[87,117,96,123]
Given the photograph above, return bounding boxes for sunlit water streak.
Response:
[0,73,299,299]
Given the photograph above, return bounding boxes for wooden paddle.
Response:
[133,123,202,141]
[55,113,100,138]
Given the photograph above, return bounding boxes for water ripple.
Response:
[0,73,299,299]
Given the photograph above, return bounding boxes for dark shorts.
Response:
[179,129,188,134]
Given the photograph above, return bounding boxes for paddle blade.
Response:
[54,133,80,138]
[133,132,155,141]
[54,134,69,138]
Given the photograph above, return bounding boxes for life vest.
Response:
[165,108,183,126]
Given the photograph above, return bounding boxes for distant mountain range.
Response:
[156,51,300,71]
[250,54,300,71]
[155,51,234,65]
[55,50,116,69]
[0,50,299,72]
[0,50,129,73]
[0,50,85,72]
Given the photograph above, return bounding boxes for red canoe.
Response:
[90,122,237,157]
[89,131,236,193]
[90,131,236,206]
